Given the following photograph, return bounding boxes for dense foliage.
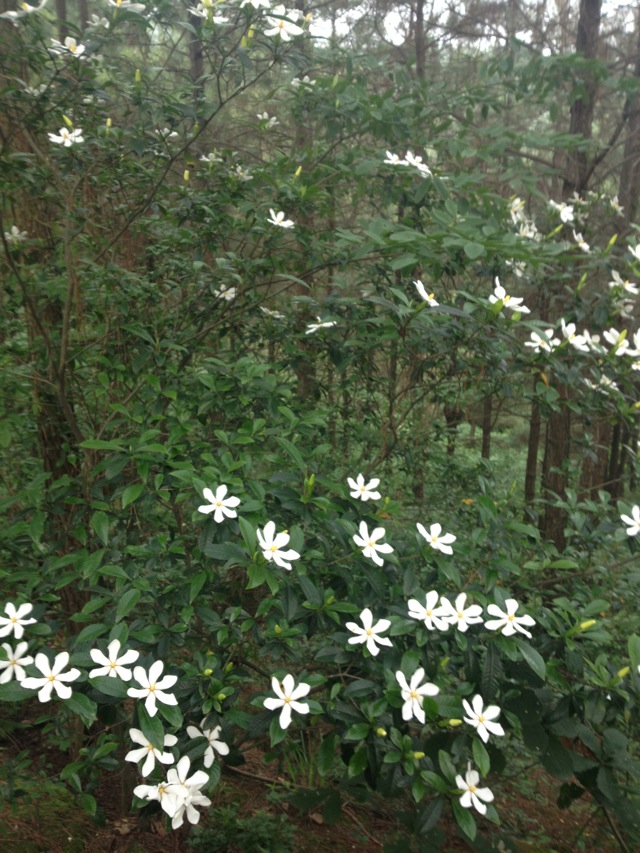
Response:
[1,1,640,849]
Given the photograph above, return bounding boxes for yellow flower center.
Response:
[110,661,117,668]
[270,545,278,552]
[478,715,485,723]
[366,629,373,636]
[149,683,156,692]
[147,744,154,751]
[469,785,477,793]
[457,612,464,619]
[10,617,17,623]
[368,541,375,548]
[48,674,56,682]
[431,536,438,543]
[216,501,222,507]
[9,659,16,666]
[504,294,511,303]
[508,614,515,621]
[410,690,419,699]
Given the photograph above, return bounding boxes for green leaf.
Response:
[65,692,98,728]
[317,732,338,777]
[438,749,457,783]
[91,511,110,546]
[138,702,165,749]
[389,253,418,271]
[481,643,502,701]
[80,439,125,450]
[158,701,183,728]
[472,739,491,777]
[269,715,288,746]
[189,571,208,604]
[275,436,307,472]
[421,770,449,794]
[122,483,144,509]
[238,516,257,552]
[0,680,32,701]
[463,241,485,259]
[452,799,477,840]
[517,640,546,679]
[89,676,129,698]
[348,746,368,778]
[115,588,142,623]
[628,634,640,673]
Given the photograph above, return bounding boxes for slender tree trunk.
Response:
[55,0,68,41]
[618,10,640,223]
[415,0,425,82]
[524,394,540,505]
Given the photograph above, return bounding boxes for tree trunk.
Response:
[618,9,640,223]
[524,394,540,506]
[415,0,425,82]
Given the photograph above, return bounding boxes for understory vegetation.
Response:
[1,0,640,850]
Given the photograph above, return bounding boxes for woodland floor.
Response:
[0,712,620,853]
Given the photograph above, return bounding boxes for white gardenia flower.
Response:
[621,505,640,536]
[305,316,337,334]
[549,200,574,223]
[608,271,638,296]
[413,280,438,306]
[125,728,177,777]
[260,306,284,319]
[352,521,394,567]
[187,718,230,768]
[257,112,279,128]
[407,591,449,631]
[264,5,303,40]
[154,127,178,140]
[257,520,300,570]
[439,593,483,632]
[383,151,406,165]
[0,0,49,23]
[88,13,110,27]
[127,660,178,717]
[164,756,211,829]
[198,485,240,522]
[48,127,84,147]
[524,330,560,354]
[561,319,590,353]
[396,668,439,724]
[610,196,624,214]
[233,165,253,181]
[456,765,495,815]
[417,522,456,555]
[603,327,629,355]
[200,151,223,164]
[509,196,526,224]
[4,225,28,245]
[89,639,139,680]
[50,37,86,57]
[213,285,237,301]
[0,642,33,683]
[133,780,180,815]
[573,230,590,253]
[0,602,36,639]
[404,150,432,176]
[268,209,294,228]
[189,2,228,21]
[462,694,505,743]
[518,220,539,240]
[489,277,530,314]
[484,599,536,638]
[263,673,310,729]
[347,473,381,501]
[107,0,146,11]
[345,607,393,656]
[629,244,640,263]
[21,651,81,702]
[291,75,315,88]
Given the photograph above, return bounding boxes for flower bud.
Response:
[294,165,302,178]
[412,751,425,760]
[580,619,596,631]
[224,662,233,673]
[135,68,141,83]
[617,666,630,679]
[62,114,73,128]
[448,718,463,727]
[203,668,213,676]
[274,625,282,635]
[375,727,387,737]
[183,170,190,182]
[106,117,112,128]
[216,692,226,702]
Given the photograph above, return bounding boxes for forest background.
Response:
[2,0,640,851]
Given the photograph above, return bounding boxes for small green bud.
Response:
[448,719,463,727]
[274,625,282,635]
[216,692,226,702]
[203,668,213,676]
[375,727,387,737]
[412,751,425,760]
[580,619,596,631]
[224,662,233,673]
[617,666,630,679]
